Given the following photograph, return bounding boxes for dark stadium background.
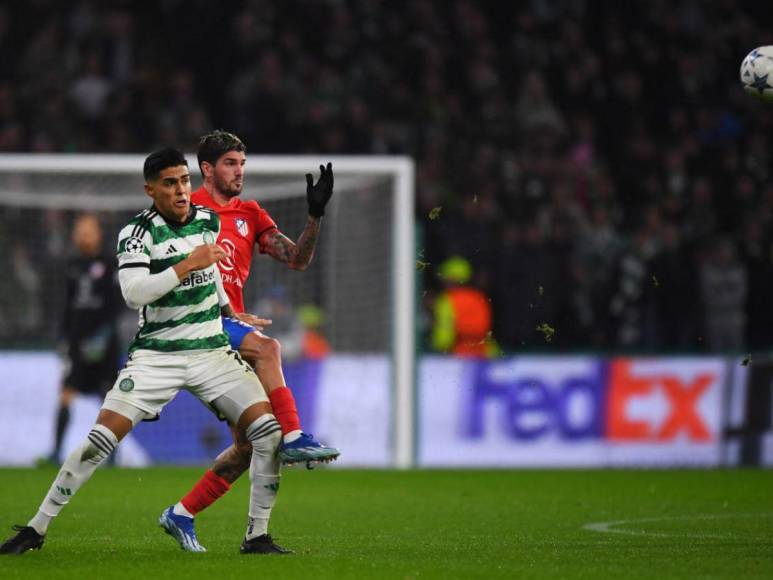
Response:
[1,0,773,353]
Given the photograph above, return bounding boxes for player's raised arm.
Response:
[261,162,333,271]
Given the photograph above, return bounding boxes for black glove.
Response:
[306,162,334,218]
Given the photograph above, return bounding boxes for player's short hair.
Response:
[143,148,188,182]
[197,129,246,175]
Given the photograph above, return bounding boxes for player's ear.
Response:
[144,182,154,199]
[201,161,213,178]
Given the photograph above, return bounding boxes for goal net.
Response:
[0,154,415,468]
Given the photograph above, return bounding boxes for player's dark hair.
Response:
[197,129,246,175]
[143,148,188,181]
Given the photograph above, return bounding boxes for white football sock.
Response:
[283,430,302,444]
[28,424,117,535]
[244,414,282,540]
[173,502,195,518]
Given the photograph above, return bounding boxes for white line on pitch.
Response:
[582,512,773,538]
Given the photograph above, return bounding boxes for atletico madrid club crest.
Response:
[235,218,249,237]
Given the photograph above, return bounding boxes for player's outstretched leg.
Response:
[158,506,206,552]
[240,412,292,554]
[239,332,340,467]
[162,328,340,537]
[160,436,249,552]
[1,422,119,555]
[162,425,251,550]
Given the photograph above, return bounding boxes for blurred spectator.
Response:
[69,51,112,120]
[10,242,42,333]
[431,256,496,357]
[741,216,773,349]
[609,226,659,349]
[651,223,701,349]
[700,237,748,352]
[297,304,331,360]
[494,223,549,349]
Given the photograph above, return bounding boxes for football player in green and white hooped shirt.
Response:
[0,148,291,556]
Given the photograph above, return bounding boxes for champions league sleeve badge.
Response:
[124,237,145,254]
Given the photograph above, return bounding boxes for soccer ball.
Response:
[740,46,773,101]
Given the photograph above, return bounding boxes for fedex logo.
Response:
[466,361,605,441]
[607,360,713,442]
[465,358,718,443]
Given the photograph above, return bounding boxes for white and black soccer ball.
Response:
[740,46,773,102]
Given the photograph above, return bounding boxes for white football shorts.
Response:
[101,347,266,424]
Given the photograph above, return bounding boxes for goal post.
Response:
[0,153,416,468]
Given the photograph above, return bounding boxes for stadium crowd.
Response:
[1,0,773,353]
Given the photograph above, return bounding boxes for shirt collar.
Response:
[153,204,198,228]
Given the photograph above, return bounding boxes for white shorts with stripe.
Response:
[101,347,266,424]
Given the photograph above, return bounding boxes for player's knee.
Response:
[244,414,282,455]
[235,439,253,459]
[86,424,117,463]
[70,424,117,468]
[259,336,281,365]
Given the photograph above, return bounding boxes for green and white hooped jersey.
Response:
[117,205,229,353]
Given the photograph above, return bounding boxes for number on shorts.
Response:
[227,349,248,369]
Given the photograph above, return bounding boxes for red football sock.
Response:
[180,470,231,516]
[268,386,302,435]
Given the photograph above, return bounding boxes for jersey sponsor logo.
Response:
[119,377,134,392]
[180,268,216,289]
[221,272,243,288]
[125,237,145,254]
[218,238,237,271]
[235,218,249,237]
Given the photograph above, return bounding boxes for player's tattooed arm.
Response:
[262,217,322,271]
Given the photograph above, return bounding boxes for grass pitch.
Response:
[0,468,771,579]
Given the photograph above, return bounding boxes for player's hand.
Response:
[235,312,272,331]
[306,162,334,218]
[185,244,227,270]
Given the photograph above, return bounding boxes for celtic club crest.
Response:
[118,378,134,392]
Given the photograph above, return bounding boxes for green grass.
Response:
[0,468,771,579]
